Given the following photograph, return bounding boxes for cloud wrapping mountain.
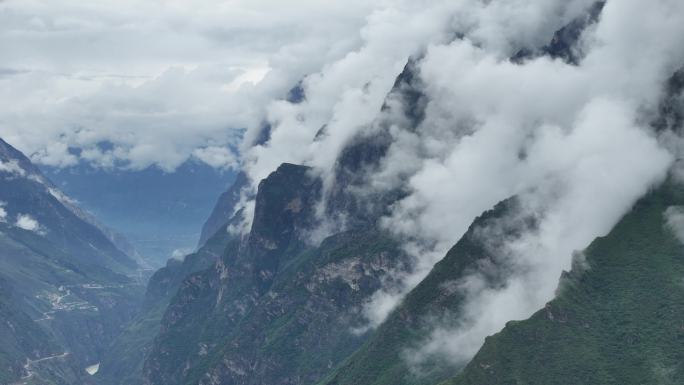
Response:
[3,0,684,373]
[232,0,684,364]
[363,0,682,331]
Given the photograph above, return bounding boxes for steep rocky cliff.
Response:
[142,163,410,385]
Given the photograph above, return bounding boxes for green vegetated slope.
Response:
[446,181,684,385]
[0,273,59,384]
[0,229,141,385]
[0,138,144,384]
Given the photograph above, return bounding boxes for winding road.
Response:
[13,352,70,384]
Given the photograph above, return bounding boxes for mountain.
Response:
[319,199,526,385]
[0,139,138,275]
[95,202,239,385]
[140,163,410,385]
[440,50,684,385]
[76,3,680,385]
[128,4,617,385]
[319,51,684,385]
[322,179,684,385]
[0,138,144,384]
[95,168,251,385]
[4,2,683,385]
[445,181,684,385]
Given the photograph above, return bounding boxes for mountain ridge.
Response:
[0,138,144,385]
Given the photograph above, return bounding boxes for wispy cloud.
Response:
[0,159,26,176]
[16,213,41,232]
[0,201,7,222]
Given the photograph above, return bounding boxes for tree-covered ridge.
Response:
[446,181,684,385]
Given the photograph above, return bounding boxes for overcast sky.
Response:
[0,0,385,170]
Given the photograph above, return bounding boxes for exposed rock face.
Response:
[142,164,409,385]
[139,47,428,385]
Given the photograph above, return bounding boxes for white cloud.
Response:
[665,206,684,243]
[235,0,471,230]
[0,201,7,222]
[0,0,387,171]
[359,0,683,366]
[192,147,238,170]
[0,159,26,176]
[171,248,191,261]
[349,0,605,328]
[48,187,79,207]
[406,97,671,365]
[16,214,40,232]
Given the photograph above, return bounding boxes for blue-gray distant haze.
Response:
[42,162,234,267]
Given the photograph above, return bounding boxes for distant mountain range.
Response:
[43,162,235,268]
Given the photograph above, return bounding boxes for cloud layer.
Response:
[0,0,386,170]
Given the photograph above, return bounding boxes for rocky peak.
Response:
[247,163,322,292]
[511,1,606,65]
